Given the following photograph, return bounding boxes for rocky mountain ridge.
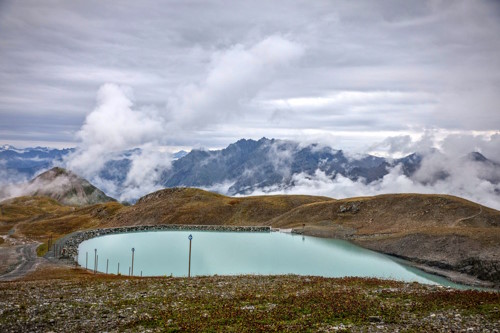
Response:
[1,138,499,203]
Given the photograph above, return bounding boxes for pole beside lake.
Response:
[94,249,97,274]
[188,234,193,278]
[131,247,135,276]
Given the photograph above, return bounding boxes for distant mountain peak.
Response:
[172,150,188,159]
[27,167,116,206]
[467,151,488,162]
[35,166,70,179]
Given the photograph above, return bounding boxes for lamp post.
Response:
[188,234,193,278]
[131,247,135,276]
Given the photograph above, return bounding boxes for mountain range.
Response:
[1,138,499,202]
[0,144,75,181]
[160,138,423,194]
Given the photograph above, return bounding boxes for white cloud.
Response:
[240,133,500,210]
[59,35,304,201]
[168,35,304,130]
[246,161,500,210]
[119,145,171,202]
[66,83,165,176]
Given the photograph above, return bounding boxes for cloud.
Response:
[58,35,303,201]
[241,133,500,210]
[62,84,169,201]
[440,133,500,164]
[0,170,76,202]
[367,131,437,157]
[119,145,172,202]
[2,0,500,209]
[168,35,304,130]
[0,160,29,188]
[66,83,165,176]
[247,162,500,210]
[2,1,500,150]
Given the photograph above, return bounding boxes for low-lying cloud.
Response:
[248,163,500,210]
[242,134,500,210]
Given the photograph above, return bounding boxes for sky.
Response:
[1,0,500,209]
[1,0,499,154]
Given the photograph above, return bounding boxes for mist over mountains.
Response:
[1,138,500,210]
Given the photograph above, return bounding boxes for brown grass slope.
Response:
[0,188,330,243]
[0,196,124,241]
[103,187,332,227]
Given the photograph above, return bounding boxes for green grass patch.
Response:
[36,243,48,256]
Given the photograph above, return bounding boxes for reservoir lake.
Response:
[78,230,465,288]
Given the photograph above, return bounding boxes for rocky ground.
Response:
[0,265,499,332]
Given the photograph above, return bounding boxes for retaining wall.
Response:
[60,224,271,260]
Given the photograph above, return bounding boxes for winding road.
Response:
[0,243,42,281]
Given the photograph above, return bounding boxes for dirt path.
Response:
[456,205,483,225]
[0,243,44,281]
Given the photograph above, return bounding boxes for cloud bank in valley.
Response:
[228,134,500,210]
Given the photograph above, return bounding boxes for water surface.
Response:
[78,230,466,288]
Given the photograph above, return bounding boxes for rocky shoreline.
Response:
[290,228,499,290]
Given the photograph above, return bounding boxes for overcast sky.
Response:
[1,0,499,153]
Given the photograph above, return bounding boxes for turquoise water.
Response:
[78,230,466,288]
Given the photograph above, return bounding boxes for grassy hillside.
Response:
[0,196,123,241]
[269,193,499,235]
[103,187,332,227]
[267,193,500,284]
